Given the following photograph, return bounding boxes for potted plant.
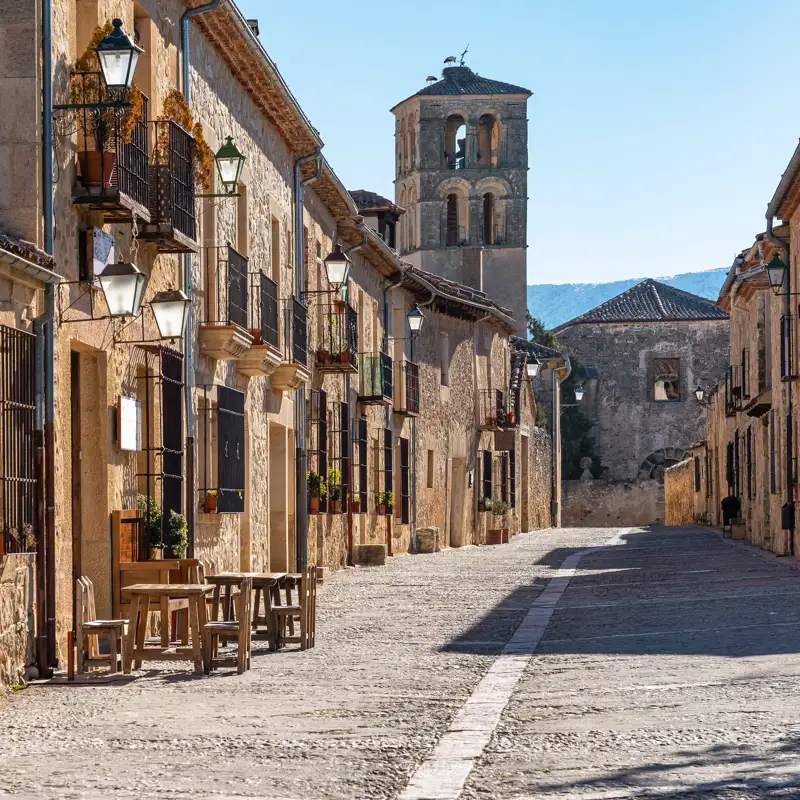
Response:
[71,23,144,188]
[478,495,488,513]
[377,491,394,516]
[138,494,164,560]
[486,499,510,544]
[203,490,218,514]
[327,468,343,514]
[165,510,189,559]
[316,348,332,364]
[350,495,361,514]
[307,471,326,514]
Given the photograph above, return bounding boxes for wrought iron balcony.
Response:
[68,73,151,223]
[725,365,743,416]
[198,245,253,361]
[137,119,198,253]
[478,389,505,430]
[238,271,281,377]
[315,301,358,374]
[497,390,518,428]
[781,315,797,382]
[393,359,420,416]
[358,352,393,405]
[271,297,310,392]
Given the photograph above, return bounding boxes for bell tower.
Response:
[391,62,531,332]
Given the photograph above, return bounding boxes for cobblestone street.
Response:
[4,526,800,799]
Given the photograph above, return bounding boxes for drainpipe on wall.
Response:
[180,0,223,555]
[294,149,322,572]
[343,227,367,565]
[39,0,56,676]
[765,215,793,553]
[551,356,571,528]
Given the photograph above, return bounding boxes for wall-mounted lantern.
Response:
[526,358,540,378]
[97,259,146,318]
[215,136,246,195]
[324,244,351,292]
[574,385,585,402]
[94,18,142,91]
[407,303,425,334]
[151,289,191,340]
[767,252,788,295]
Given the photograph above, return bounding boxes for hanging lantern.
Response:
[94,18,143,91]
[767,252,788,295]
[324,244,351,292]
[215,136,246,194]
[694,385,705,403]
[407,303,425,333]
[151,289,191,340]
[574,385,585,402]
[526,359,540,378]
[97,259,146,317]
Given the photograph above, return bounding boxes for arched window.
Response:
[444,115,466,169]
[407,185,417,250]
[410,129,416,169]
[397,187,407,251]
[477,114,499,168]
[446,194,459,246]
[483,193,495,244]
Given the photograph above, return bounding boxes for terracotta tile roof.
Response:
[0,233,55,270]
[413,66,531,98]
[511,336,562,361]
[553,279,729,330]
[349,190,405,216]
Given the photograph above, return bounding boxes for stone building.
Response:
[553,279,729,525]
[0,2,558,682]
[390,64,531,332]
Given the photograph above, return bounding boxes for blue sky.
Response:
[235,0,800,285]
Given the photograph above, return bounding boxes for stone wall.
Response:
[562,479,663,527]
[0,555,35,685]
[664,458,694,525]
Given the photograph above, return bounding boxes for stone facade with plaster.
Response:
[562,479,663,527]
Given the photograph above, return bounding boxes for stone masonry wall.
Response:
[665,458,693,526]
[562,479,663,527]
[0,555,35,685]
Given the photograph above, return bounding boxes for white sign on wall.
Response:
[117,396,142,452]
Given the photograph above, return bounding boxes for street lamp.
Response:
[694,385,705,403]
[94,18,142,91]
[324,244,351,293]
[767,252,788,295]
[574,385,585,402]
[215,136,246,195]
[97,259,147,318]
[526,358,540,379]
[407,303,425,334]
[151,289,191,340]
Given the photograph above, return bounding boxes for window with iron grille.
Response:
[482,450,493,500]
[500,452,509,504]
[781,315,796,380]
[734,430,741,498]
[399,437,410,524]
[0,327,37,554]
[358,416,368,509]
[250,271,279,348]
[726,442,734,490]
[694,455,701,493]
[383,428,393,509]
[327,401,350,514]
[770,410,777,494]
[707,449,713,498]
[309,390,328,513]
[160,348,184,521]
[746,426,753,500]
[510,447,516,508]
[741,349,750,398]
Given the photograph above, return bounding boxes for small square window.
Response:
[653,358,680,401]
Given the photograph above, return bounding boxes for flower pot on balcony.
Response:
[478,499,486,512]
[248,328,262,345]
[377,503,386,516]
[203,493,218,514]
[505,411,514,424]
[78,151,116,189]
[350,499,361,514]
[309,496,320,514]
[330,500,343,515]
[317,349,332,364]
[338,350,350,364]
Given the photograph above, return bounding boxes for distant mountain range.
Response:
[527,268,729,330]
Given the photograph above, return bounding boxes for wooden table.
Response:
[122,584,211,675]
[205,573,286,650]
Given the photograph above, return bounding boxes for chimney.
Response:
[246,19,260,36]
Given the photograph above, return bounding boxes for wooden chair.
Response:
[76,577,127,674]
[272,566,316,650]
[203,575,252,674]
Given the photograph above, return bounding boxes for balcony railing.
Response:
[478,389,505,429]
[498,390,517,427]
[282,297,307,367]
[781,315,797,381]
[725,365,743,416]
[203,245,249,330]
[249,272,279,349]
[445,153,465,170]
[359,352,393,404]
[315,302,358,373]
[138,119,198,252]
[69,73,150,221]
[394,359,420,416]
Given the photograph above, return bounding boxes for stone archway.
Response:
[638,447,688,482]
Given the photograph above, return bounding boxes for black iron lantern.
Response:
[97,259,146,318]
[767,251,788,295]
[574,384,585,402]
[151,289,191,340]
[324,244,351,292]
[215,136,246,195]
[694,385,705,403]
[94,18,142,90]
[526,358,540,378]
[407,303,425,334]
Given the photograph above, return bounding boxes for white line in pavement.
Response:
[397,529,631,800]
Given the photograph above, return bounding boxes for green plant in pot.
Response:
[137,494,163,560]
[165,510,188,559]
[377,490,394,515]
[327,468,343,514]
[478,495,488,513]
[307,471,327,514]
[486,498,510,544]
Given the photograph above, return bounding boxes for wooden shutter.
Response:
[500,452,508,504]
[510,448,516,508]
[359,417,368,508]
[746,427,753,500]
[482,450,492,499]
[384,428,393,496]
[340,402,350,506]
[160,347,184,521]
[217,386,245,513]
[726,442,734,490]
[319,390,328,513]
[400,437,410,524]
[694,455,701,493]
[770,410,777,494]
